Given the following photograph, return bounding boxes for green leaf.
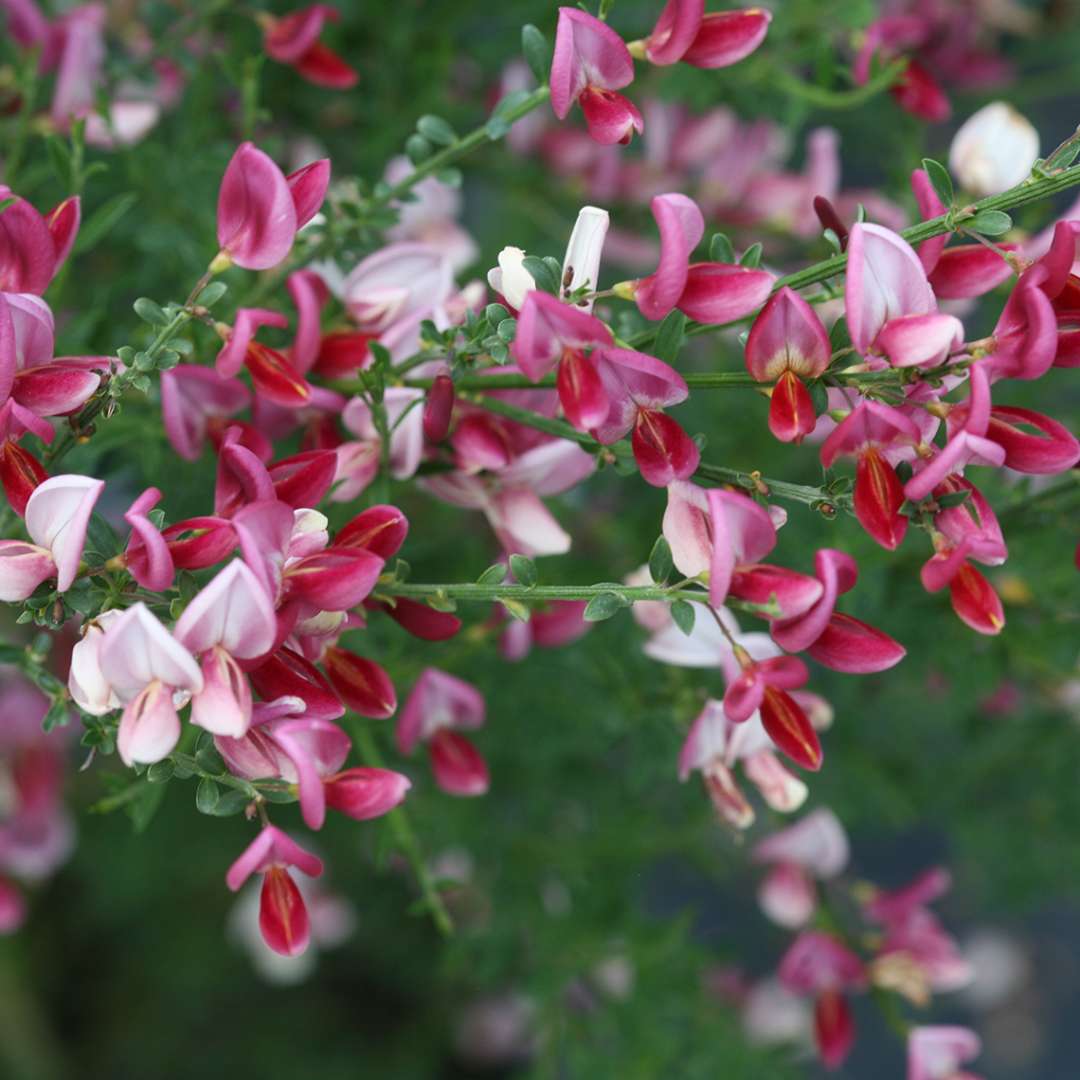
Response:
[499,597,531,622]
[405,134,433,165]
[497,318,517,342]
[133,297,168,326]
[195,778,220,815]
[652,310,686,366]
[509,553,537,587]
[521,255,558,294]
[416,114,456,146]
[45,136,73,189]
[84,513,120,559]
[435,167,462,188]
[195,744,226,775]
[486,89,533,140]
[583,592,627,622]
[969,210,1012,236]
[670,599,696,636]
[197,281,228,307]
[807,379,829,416]
[0,643,23,663]
[709,233,735,264]
[921,158,954,207]
[485,303,509,325]
[477,563,507,585]
[521,24,549,84]
[147,760,175,784]
[41,698,70,733]
[740,243,764,268]
[829,317,851,352]
[648,536,673,585]
[74,192,138,254]
[207,789,251,817]
[127,781,166,834]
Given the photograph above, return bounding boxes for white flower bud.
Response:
[949,102,1039,197]
[486,246,535,310]
[561,205,610,312]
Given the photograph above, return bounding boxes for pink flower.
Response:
[98,603,204,765]
[679,10,772,69]
[779,930,866,1070]
[174,561,278,739]
[216,142,329,270]
[590,347,699,486]
[322,646,397,719]
[0,187,81,293]
[745,287,831,442]
[123,487,175,592]
[0,473,103,601]
[225,825,323,957]
[845,223,936,355]
[550,8,642,146]
[631,193,773,321]
[262,5,358,89]
[68,609,124,716]
[397,668,488,797]
[160,365,252,462]
[752,808,849,928]
[907,1026,982,1080]
[0,293,105,422]
[821,402,922,550]
[771,548,906,673]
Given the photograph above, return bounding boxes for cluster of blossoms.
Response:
[0,1,355,148]
[0,0,1075,1071]
[713,808,983,1076]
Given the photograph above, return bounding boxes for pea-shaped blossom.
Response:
[226,825,323,957]
[550,8,643,146]
[216,143,329,271]
[98,603,204,766]
[261,5,358,89]
[0,474,103,601]
[397,668,488,797]
[745,287,831,443]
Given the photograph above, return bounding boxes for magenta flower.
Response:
[631,193,773,321]
[820,402,923,551]
[123,487,175,592]
[910,169,1016,298]
[0,293,106,423]
[745,287,831,442]
[0,187,80,294]
[907,1026,982,1080]
[174,561,278,739]
[216,143,329,271]
[679,9,772,68]
[261,5,358,89]
[160,365,252,462]
[779,930,866,1070]
[903,366,1004,503]
[98,603,204,765]
[249,646,345,723]
[225,825,323,957]
[590,347,700,486]
[551,8,642,146]
[0,473,103,601]
[397,668,488,797]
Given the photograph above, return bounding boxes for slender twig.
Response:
[371,86,552,208]
[353,724,454,937]
[466,393,850,513]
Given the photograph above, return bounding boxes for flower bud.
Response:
[949,102,1039,197]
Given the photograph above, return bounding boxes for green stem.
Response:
[384,583,711,605]
[45,307,193,467]
[3,50,40,187]
[467,393,850,513]
[352,724,454,937]
[773,58,908,110]
[372,86,552,208]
